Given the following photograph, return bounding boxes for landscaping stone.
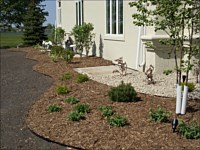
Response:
[75,65,200,100]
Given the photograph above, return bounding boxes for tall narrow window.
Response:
[106,0,123,35]
[58,0,61,25]
[76,0,84,25]
[106,0,110,34]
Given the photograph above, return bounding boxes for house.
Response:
[56,0,198,74]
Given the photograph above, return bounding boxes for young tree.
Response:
[129,0,199,85]
[129,0,200,114]
[71,23,95,57]
[23,1,48,46]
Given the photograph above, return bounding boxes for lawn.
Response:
[0,32,23,48]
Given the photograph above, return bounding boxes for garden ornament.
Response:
[113,57,127,76]
[193,66,200,83]
[171,114,178,133]
[42,41,53,49]
[145,65,155,84]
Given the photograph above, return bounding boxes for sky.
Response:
[41,0,56,26]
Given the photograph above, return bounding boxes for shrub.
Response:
[181,82,195,92]
[149,106,170,123]
[108,116,128,127]
[178,120,200,139]
[108,81,137,102]
[68,111,84,121]
[62,50,74,63]
[99,105,114,118]
[71,23,94,57]
[50,45,64,58]
[60,72,71,81]
[56,85,69,95]
[74,103,90,113]
[163,69,173,75]
[76,74,89,83]
[64,96,79,105]
[48,104,61,112]
[49,53,59,62]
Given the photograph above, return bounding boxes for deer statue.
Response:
[145,65,155,84]
[112,57,127,76]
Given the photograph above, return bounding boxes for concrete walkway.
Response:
[0,49,66,150]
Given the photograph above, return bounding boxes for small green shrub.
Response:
[163,69,173,75]
[62,50,74,63]
[99,105,114,118]
[149,106,170,123]
[60,72,71,81]
[74,103,90,113]
[50,45,64,57]
[108,116,128,127]
[56,85,69,95]
[181,82,195,92]
[64,96,79,105]
[178,120,200,139]
[48,104,61,112]
[68,111,84,121]
[76,74,89,83]
[49,53,59,62]
[108,81,137,102]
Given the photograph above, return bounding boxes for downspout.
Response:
[136,26,142,69]
[136,26,146,69]
[139,26,146,67]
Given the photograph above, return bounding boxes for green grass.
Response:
[0,32,23,48]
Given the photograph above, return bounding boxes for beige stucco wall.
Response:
[57,0,188,74]
[58,0,143,70]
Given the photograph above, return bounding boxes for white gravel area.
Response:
[74,65,200,100]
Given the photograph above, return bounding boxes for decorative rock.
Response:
[74,66,200,100]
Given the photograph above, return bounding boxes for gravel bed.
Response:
[75,66,200,100]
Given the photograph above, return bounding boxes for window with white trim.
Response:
[76,0,84,25]
[106,0,123,35]
[58,0,61,25]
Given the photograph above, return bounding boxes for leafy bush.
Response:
[149,106,170,123]
[163,69,173,75]
[181,82,195,92]
[49,27,66,45]
[64,96,79,105]
[56,85,69,95]
[74,103,90,113]
[50,45,64,57]
[49,53,59,62]
[60,72,71,81]
[48,104,61,112]
[62,50,74,63]
[108,116,128,127]
[76,74,89,83]
[99,105,114,118]
[71,23,94,57]
[68,111,84,121]
[178,120,200,139]
[108,81,137,102]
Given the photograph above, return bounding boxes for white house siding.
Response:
[57,0,188,74]
[58,0,146,71]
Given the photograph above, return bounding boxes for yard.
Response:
[14,47,200,149]
[0,32,23,48]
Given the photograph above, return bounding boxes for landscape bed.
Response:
[13,48,200,149]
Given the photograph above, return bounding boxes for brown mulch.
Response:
[15,48,200,149]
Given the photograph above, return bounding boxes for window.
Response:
[76,0,84,25]
[106,0,123,35]
[58,0,61,25]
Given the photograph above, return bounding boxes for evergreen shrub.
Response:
[108,81,137,102]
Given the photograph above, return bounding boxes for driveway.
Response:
[0,49,66,150]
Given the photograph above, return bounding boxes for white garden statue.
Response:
[42,41,53,50]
